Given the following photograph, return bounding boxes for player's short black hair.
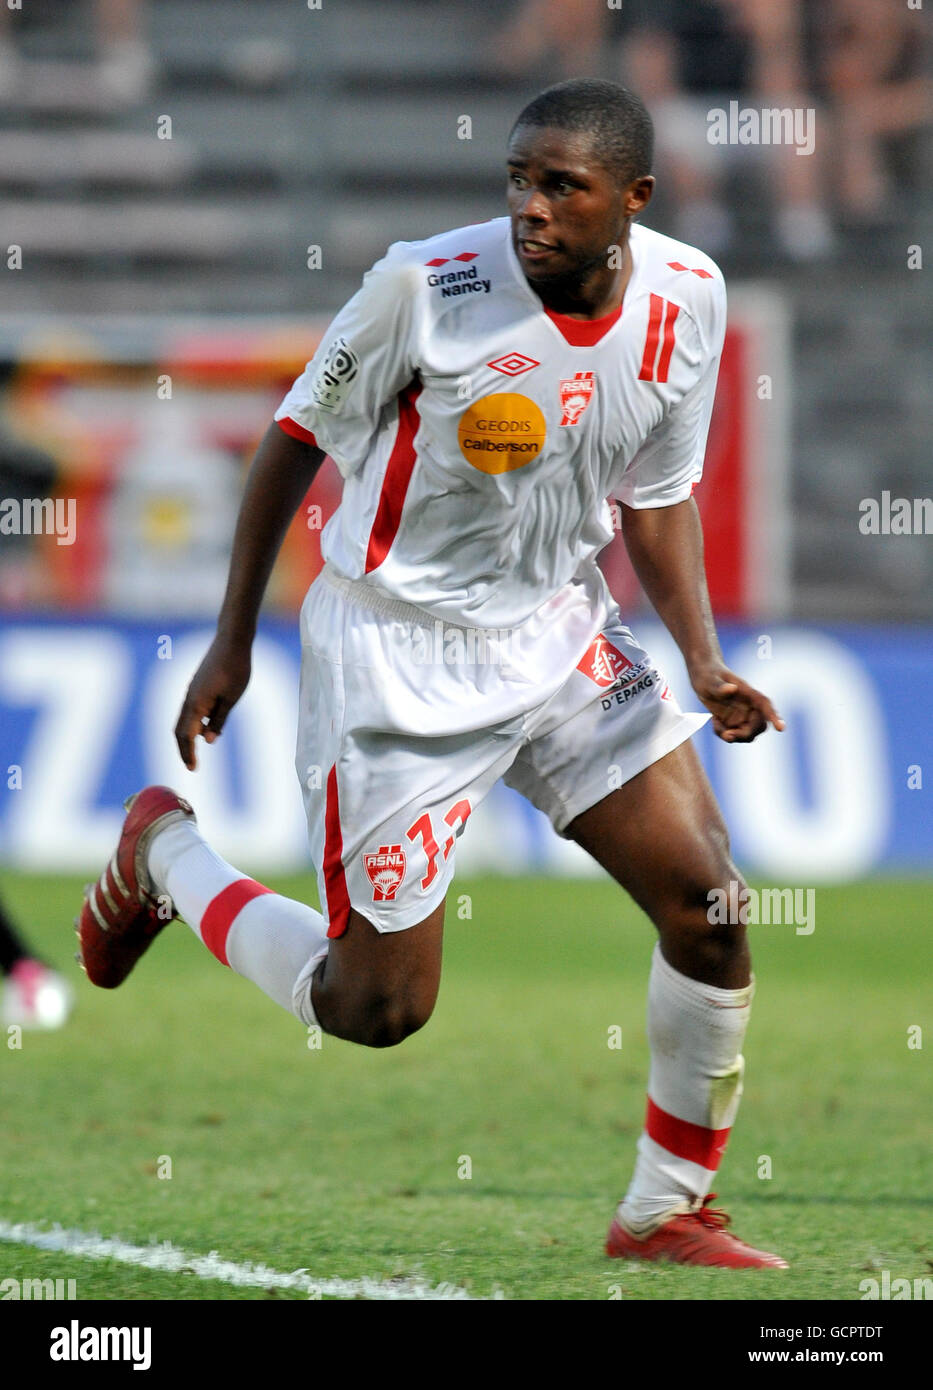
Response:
[509,79,654,187]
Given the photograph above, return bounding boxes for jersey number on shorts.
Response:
[406,800,472,890]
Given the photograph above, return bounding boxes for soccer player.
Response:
[78,79,788,1268]
[1,894,73,1030]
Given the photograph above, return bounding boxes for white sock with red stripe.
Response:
[147,821,328,1026]
[618,944,753,1232]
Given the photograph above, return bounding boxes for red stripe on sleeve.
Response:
[323,765,352,939]
[645,1096,731,1171]
[200,878,273,967]
[364,380,422,573]
[656,302,680,384]
[277,416,319,447]
[638,294,665,381]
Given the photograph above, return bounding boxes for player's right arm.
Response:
[176,241,418,769]
[174,421,325,770]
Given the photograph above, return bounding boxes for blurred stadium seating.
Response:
[0,0,930,619]
[1,1,931,881]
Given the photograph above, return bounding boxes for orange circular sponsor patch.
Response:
[457,392,547,474]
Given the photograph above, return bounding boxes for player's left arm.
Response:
[616,270,782,743]
[620,496,784,743]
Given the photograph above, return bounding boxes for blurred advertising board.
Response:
[0,292,789,619]
[0,317,341,615]
[0,617,927,881]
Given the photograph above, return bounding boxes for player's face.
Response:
[506,125,653,299]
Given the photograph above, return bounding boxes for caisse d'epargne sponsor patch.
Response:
[599,669,659,710]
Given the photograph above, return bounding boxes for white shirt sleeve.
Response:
[274,242,421,479]
[615,276,727,509]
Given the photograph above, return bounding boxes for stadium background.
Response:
[1,0,931,880]
[0,0,931,1309]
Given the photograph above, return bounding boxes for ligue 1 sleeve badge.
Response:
[363,845,407,901]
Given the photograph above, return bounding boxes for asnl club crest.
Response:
[363,844,407,901]
[559,371,595,426]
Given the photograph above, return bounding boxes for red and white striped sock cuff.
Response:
[200,879,273,966]
[644,1094,731,1172]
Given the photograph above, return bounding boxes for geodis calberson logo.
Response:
[457,392,546,475]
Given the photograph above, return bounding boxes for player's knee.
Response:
[661,860,748,961]
[701,900,747,962]
[687,872,749,960]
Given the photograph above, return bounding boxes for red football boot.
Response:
[76,786,196,989]
[605,1194,789,1269]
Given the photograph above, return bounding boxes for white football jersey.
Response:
[275,216,726,644]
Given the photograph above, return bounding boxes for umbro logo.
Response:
[487,353,539,377]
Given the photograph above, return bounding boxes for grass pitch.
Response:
[1,873,930,1301]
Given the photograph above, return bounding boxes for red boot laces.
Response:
[692,1194,731,1230]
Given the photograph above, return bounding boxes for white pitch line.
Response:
[0,1220,479,1301]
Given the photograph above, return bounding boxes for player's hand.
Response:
[688,662,785,744]
[174,635,252,771]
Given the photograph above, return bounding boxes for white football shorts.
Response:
[295,566,710,937]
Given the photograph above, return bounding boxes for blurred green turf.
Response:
[1,873,930,1301]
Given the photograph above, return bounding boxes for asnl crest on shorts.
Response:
[363,844,407,901]
[559,371,595,426]
[577,633,633,687]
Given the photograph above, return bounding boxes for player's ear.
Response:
[624,176,654,217]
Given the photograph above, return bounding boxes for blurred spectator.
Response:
[0,895,73,1031]
[494,0,929,260]
[96,0,154,104]
[0,419,59,608]
[0,0,153,107]
[104,407,241,616]
[490,0,610,79]
[822,0,932,222]
[614,0,835,261]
